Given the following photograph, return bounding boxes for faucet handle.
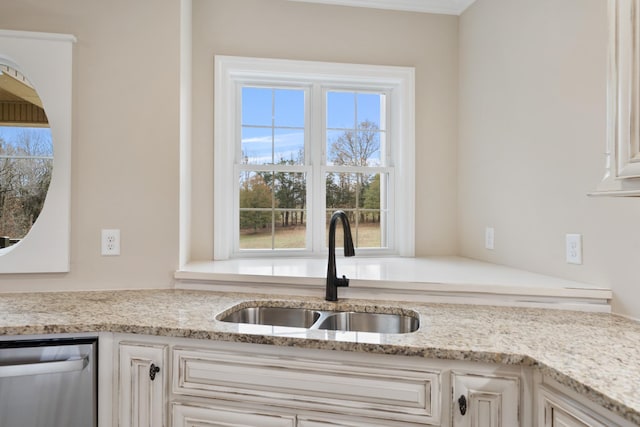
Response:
[336,275,349,288]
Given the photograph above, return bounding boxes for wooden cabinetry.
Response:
[296,415,392,426]
[118,342,168,427]
[114,335,534,427]
[452,371,520,427]
[172,403,295,427]
[172,345,441,425]
[537,385,616,427]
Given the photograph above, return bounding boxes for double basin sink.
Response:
[219,305,419,334]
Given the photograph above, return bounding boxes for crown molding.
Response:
[287,0,477,15]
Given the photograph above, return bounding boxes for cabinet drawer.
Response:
[297,415,399,426]
[173,347,440,424]
[172,403,295,427]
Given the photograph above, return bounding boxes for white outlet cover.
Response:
[101,229,120,256]
[485,227,495,250]
[566,233,582,264]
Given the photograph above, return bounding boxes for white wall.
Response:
[189,0,460,260]
[459,0,640,318]
[0,0,459,292]
[0,0,181,291]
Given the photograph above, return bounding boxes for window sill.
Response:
[174,256,611,312]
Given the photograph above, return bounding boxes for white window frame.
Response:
[0,30,75,273]
[214,56,414,260]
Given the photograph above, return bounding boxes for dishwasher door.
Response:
[0,337,97,427]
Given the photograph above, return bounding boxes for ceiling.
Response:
[287,0,477,15]
[0,65,47,126]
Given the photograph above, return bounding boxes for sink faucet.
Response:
[326,210,355,301]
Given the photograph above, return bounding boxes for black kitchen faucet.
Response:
[326,210,355,301]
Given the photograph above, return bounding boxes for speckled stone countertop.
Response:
[0,289,638,424]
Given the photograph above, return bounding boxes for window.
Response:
[0,30,75,273]
[214,56,414,259]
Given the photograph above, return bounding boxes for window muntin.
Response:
[326,91,386,167]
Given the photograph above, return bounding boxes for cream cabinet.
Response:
[172,403,295,427]
[451,371,520,427]
[296,415,393,426]
[537,385,629,427]
[118,342,168,427]
[114,335,535,427]
[172,345,441,425]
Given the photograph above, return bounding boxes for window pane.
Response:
[239,219,273,249]
[274,129,304,164]
[275,172,306,209]
[274,89,304,128]
[326,172,357,209]
[357,130,381,166]
[357,93,384,130]
[325,173,387,249]
[239,172,273,209]
[242,87,272,126]
[326,128,380,167]
[358,173,384,249]
[327,91,355,129]
[326,130,344,166]
[356,218,382,248]
[274,209,306,249]
[242,126,272,165]
[361,173,382,210]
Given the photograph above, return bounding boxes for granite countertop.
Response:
[0,289,638,424]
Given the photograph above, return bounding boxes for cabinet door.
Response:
[452,372,520,427]
[538,386,608,427]
[119,342,168,427]
[547,406,594,427]
[172,403,295,427]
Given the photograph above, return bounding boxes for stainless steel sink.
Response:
[220,306,321,328]
[315,311,419,334]
[219,305,419,334]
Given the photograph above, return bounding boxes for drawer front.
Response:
[172,403,295,427]
[297,415,405,427]
[173,347,440,424]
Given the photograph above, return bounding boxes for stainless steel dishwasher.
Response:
[0,336,97,427]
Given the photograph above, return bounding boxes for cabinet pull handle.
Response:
[458,394,467,416]
[149,363,160,381]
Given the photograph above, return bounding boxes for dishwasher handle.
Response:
[0,356,89,378]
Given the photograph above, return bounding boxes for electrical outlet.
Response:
[485,227,495,250]
[566,233,582,264]
[101,229,120,256]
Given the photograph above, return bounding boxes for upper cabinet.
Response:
[593,0,640,196]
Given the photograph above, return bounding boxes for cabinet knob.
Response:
[149,363,160,381]
[458,394,467,416]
